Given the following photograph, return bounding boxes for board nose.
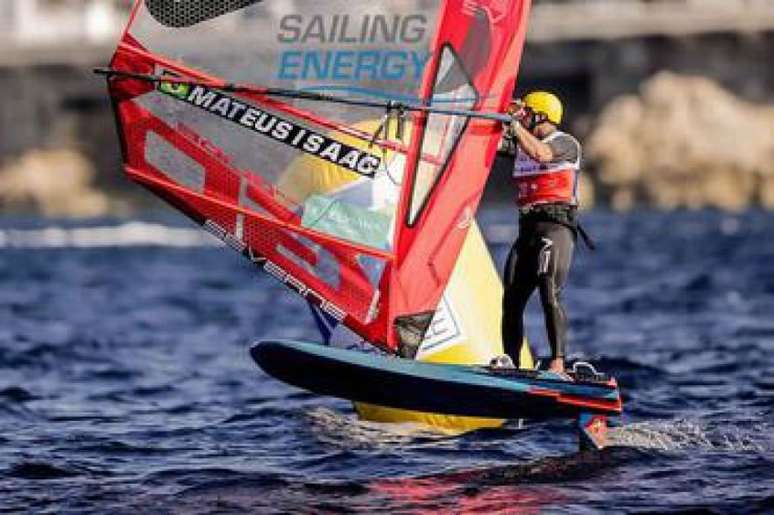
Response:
[249,340,282,371]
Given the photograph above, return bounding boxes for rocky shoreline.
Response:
[587,72,774,211]
[0,149,119,218]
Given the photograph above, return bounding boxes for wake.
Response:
[608,418,770,452]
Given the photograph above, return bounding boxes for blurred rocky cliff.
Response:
[1,149,110,218]
[1,0,774,216]
[587,72,774,211]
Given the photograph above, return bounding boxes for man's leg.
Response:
[536,224,574,373]
[502,237,538,367]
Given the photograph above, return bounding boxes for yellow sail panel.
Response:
[356,222,533,433]
[277,119,533,432]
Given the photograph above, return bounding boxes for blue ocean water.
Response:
[0,209,772,513]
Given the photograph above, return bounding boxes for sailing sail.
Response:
[102,0,532,356]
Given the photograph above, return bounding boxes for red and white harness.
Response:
[512,131,580,208]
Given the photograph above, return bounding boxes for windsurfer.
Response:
[494,92,585,376]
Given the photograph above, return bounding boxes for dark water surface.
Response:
[1,209,772,513]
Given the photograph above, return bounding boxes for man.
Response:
[494,91,587,377]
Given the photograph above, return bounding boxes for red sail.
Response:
[103,0,531,355]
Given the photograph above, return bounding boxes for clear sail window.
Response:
[407,45,478,226]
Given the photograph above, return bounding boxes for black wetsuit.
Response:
[502,209,576,366]
[499,131,583,367]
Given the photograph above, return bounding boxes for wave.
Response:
[0,222,222,249]
[7,461,83,480]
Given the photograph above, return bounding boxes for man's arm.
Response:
[511,122,554,163]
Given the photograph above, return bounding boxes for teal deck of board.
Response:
[251,340,622,420]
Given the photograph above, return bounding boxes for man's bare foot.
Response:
[548,358,572,381]
[547,358,573,380]
[548,358,565,374]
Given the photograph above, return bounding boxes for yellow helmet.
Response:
[523,91,563,125]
